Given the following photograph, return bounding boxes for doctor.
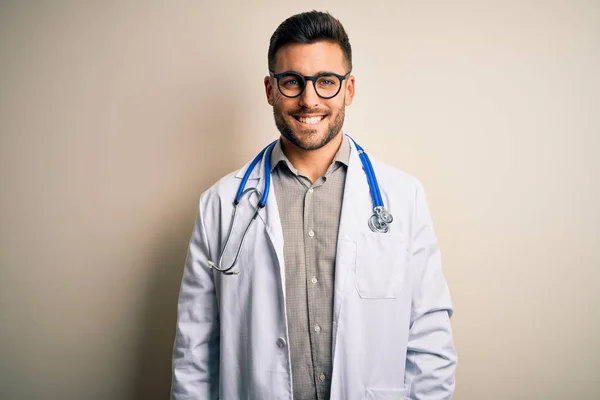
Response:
[171,10,456,400]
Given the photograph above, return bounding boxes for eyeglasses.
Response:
[269,70,351,99]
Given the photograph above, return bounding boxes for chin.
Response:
[289,130,337,151]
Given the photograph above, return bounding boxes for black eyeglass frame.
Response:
[269,70,352,99]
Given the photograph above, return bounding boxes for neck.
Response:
[281,133,343,182]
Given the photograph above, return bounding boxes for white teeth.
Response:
[298,116,324,125]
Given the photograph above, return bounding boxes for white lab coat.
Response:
[172,137,457,400]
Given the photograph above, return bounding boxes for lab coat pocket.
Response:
[355,233,405,299]
[365,385,408,399]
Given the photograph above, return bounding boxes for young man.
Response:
[172,11,456,400]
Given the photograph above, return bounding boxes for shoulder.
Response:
[197,162,249,210]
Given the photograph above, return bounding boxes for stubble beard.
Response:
[273,104,345,151]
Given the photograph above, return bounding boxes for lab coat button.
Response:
[276,338,287,348]
[311,276,318,284]
[319,373,326,381]
[314,324,321,333]
[308,188,314,194]
[308,230,315,238]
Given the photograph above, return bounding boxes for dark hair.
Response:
[268,11,352,72]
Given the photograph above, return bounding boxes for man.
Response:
[172,10,456,400]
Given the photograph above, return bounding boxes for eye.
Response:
[317,75,340,87]
[280,74,302,88]
[282,78,300,86]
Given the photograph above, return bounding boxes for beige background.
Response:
[1,1,598,399]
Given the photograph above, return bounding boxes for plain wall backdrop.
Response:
[0,1,598,399]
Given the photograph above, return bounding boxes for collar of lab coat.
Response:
[231,133,370,236]
[231,133,372,233]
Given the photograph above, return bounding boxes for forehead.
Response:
[273,41,347,74]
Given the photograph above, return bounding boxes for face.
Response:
[264,41,355,151]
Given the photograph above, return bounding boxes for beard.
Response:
[273,103,345,151]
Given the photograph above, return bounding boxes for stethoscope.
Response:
[207,135,393,275]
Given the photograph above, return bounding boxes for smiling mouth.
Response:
[293,115,326,125]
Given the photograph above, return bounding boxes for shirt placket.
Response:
[303,177,330,400]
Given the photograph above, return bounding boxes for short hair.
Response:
[268,11,352,72]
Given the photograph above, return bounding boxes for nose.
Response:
[298,80,320,108]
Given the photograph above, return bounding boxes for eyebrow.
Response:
[276,70,343,76]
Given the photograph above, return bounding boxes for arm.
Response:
[405,182,457,399]
[171,195,220,400]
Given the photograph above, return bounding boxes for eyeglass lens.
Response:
[277,73,342,98]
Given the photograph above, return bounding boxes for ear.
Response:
[264,76,275,106]
[344,74,355,106]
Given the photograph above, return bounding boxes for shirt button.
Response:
[314,324,321,333]
[319,373,326,381]
[308,230,314,238]
[311,276,318,284]
[276,337,287,348]
[308,188,314,194]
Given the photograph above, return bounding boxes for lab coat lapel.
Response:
[234,148,286,299]
[332,137,373,356]
[262,178,286,299]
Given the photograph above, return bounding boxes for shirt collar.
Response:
[270,134,351,173]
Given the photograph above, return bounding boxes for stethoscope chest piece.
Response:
[368,206,394,233]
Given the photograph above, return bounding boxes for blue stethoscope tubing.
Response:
[352,138,383,207]
[350,137,394,232]
[207,141,276,275]
[208,135,393,275]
